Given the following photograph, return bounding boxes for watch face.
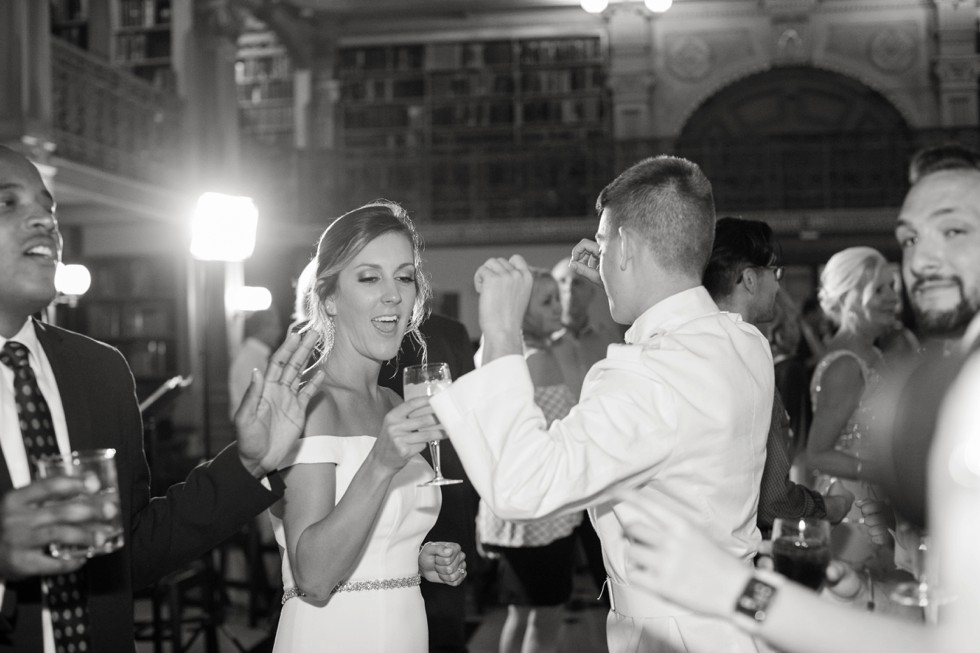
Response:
[735,577,778,621]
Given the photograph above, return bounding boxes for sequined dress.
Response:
[810,349,884,570]
[270,436,441,652]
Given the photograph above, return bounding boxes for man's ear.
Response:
[618,226,636,271]
[741,267,759,295]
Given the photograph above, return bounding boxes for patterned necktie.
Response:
[0,341,91,651]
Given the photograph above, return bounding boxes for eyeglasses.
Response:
[749,265,784,281]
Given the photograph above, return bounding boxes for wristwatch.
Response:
[732,570,784,633]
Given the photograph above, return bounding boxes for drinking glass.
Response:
[36,448,125,560]
[772,517,832,591]
[891,532,931,609]
[403,363,463,487]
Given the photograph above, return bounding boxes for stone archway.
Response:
[675,66,913,212]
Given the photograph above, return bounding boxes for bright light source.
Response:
[55,263,92,297]
[580,0,609,13]
[190,192,258,262]
[645,0,672,12]
[227,286,273,312]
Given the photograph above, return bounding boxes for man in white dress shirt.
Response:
[429,155,774,653]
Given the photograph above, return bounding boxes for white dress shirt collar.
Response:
[624,286,727,344]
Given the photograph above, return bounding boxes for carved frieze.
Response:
[664,31,756,82]
[825,22,920,76]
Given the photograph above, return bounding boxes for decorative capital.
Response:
[609,72,657,96]
[934,54,980,85]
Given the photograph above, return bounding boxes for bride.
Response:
[270,201,467,652]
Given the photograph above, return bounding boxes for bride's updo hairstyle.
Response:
[817,246,889,329]
[303,200,431,363]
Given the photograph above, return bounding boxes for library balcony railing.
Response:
[247,127,980,246]
[50,38,183,184]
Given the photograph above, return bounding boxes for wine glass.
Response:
[772,517,832,591]
[403,363,463,487]
[890,531,933,615]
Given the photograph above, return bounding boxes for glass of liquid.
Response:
[403,363,462,487]
[772,517,832,591]
[37,448,124,559]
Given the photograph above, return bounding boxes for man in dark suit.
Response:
[379,312,478,653]
[0,145,320,652]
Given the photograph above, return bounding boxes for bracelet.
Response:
[732,570,784,634]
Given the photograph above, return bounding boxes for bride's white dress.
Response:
[270,435,441,652]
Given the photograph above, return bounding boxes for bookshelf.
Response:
[110,0,174,89]
[333,35,609,150]
[78,256,182,401]
[236,26,294,147]
[50,0,90,50]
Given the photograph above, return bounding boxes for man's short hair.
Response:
[595,155,715,277]
[908,142,980,184]
[702,217,777,300]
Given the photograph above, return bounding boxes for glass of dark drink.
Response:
[771,517,832,591]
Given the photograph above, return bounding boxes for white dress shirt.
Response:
[0,320,72,653]
[432,287,774,652]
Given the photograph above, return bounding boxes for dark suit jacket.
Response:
[0,320,283,652]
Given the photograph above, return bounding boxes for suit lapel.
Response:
[35,320,97,453]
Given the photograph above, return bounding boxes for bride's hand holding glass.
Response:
[370,397,442,472]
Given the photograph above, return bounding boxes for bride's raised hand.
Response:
[370,397,442,472]
[234,330,325,478]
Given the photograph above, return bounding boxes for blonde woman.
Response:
[807,247,904,589]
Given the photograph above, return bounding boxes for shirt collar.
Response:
[623,286,724,344]
[0,319,41,363]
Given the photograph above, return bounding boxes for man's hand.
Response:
[234,330,325,478]
[0,478,110,580]
[568,239,603,288]
[473,255,533,363]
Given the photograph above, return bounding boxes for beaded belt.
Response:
[282,574,422,604]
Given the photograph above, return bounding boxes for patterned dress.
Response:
[810,349,887,571]
[476,384,583,548]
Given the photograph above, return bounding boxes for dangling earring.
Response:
[322,315,335,357]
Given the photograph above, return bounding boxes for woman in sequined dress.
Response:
[806,247,901,577]
[476,268,583,653]
[269,201,466,653]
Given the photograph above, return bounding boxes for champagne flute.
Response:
[403,363,463,487]
[772,517,832,591]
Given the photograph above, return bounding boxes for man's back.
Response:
[586,288,773,575]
